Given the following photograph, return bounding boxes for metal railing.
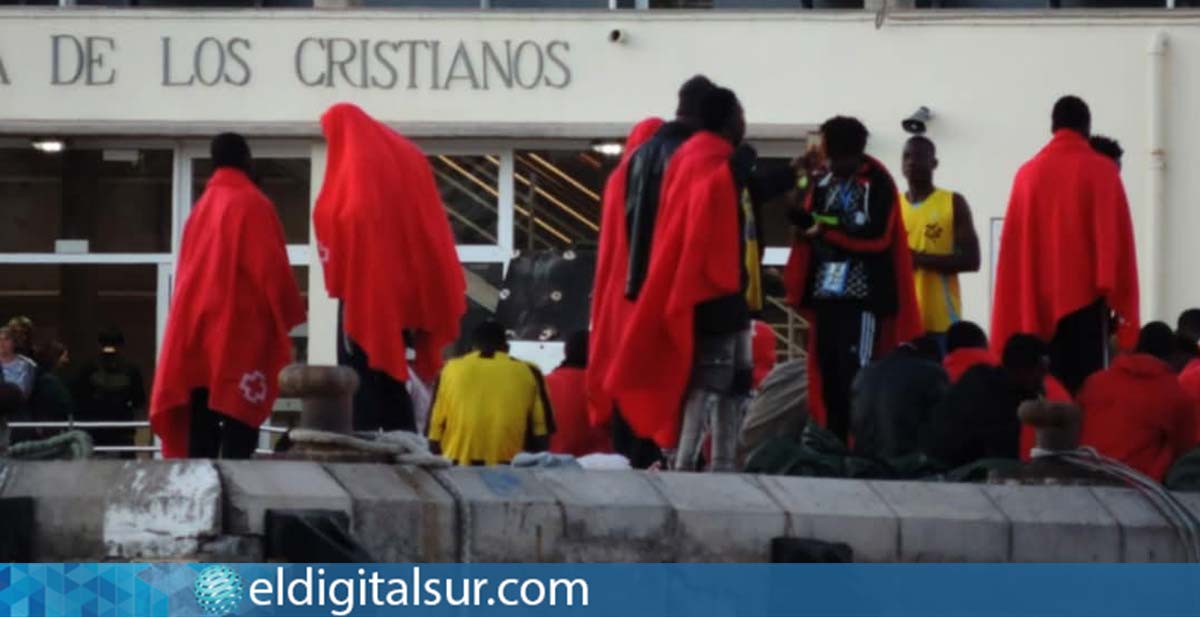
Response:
[6,419,288,456]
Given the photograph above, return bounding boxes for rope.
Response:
[429,468,473,564]
[7,430,93,461]
[1032,446,1200,562]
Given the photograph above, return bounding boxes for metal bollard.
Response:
[278,365,359,435]
[1017,399,1082,453]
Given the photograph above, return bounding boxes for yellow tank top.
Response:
[900,188,961,333]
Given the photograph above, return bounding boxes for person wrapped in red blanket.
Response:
[587,116,665,468]
[151,134,305,459]
[1079,322,1199,481]
[606,87,750,471]
[783,116,922,443]
[314,103,466,432]
[991,96,1139,395]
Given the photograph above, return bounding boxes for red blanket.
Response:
[783,157,923,427]
[151,168,305,458]
[587,117,664,429]
[314,103,466,383]
[605,131,742,448]
[991,130,1139,354]
[1079,354,1197,481]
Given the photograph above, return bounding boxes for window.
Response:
[0,147,172,254]
[512,149,609,252]
[429,154,502,246]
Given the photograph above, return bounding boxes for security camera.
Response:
[608,29,627,44]
[902,106,933,134]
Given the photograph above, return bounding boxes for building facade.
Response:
[0,4,1197,391]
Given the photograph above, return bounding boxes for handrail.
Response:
[6,420,288,456]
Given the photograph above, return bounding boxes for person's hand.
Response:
[805,223,824,239]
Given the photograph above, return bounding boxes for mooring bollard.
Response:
[1017,399,1082,453]
[277,364,359,435]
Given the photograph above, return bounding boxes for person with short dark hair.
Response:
[783,116,922,443]
[1178,309,1200,347]
[73,327,145,452]
[152,133,305,459]
[607,86,754,471]
[605,77,715,468]
[0,326,35,402]
[850,335,949,459]
[547,331,609,457]
[1177,309,1200,406]
[427,321,554,466]
[1090,135,1124,169]
[28,340,73,439]
[1079,322,1199,481]
[992,96,1139,396]
[899,136,981,344]
[921,334,1052,468]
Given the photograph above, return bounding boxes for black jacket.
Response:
[920,364,1038,468]
[850,348,948,459]
[623,121,697,300]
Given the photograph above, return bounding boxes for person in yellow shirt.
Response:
[427,321,554,466]
[899,136,981,346]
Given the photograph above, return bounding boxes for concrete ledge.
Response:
[650,473,787,562]
[870,481,1009,562]
[326,464,457,562]
[217,460,352,536]
[757,476,899,562]
[537,469,675,562]
[4,460,1198,563]
[431,467,563,562]
[1,460,220,561]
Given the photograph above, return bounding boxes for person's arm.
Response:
[911,194,982,274]
[129,365,147,413]
[426,375,447,456]
[524,365,553,453]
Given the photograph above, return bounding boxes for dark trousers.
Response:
[815,307,879,444]
[338,306,416,433]
[1050,299,1109,396]
[188,388,258,459]
[611,407,663,470]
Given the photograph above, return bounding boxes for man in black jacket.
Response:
[850,335,948,459]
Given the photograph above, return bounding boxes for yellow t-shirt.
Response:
[900,188,962,334]
[427,351,551,466]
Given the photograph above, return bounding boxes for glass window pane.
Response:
[513,149,608,252]
[756,156,799,249]
[192,158,311,246]
[0,147,172,254]
[428,154,500,246]
[0,262,157,409]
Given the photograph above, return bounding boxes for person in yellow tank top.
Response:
[899,136,981,342]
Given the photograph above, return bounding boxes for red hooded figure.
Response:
[605,131,743,448]
[314,103,466,385]
[587,117,665,430]
[151,162,305,458]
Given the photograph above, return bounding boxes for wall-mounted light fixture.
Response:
[31,138,65,154]
[590,140,624,157]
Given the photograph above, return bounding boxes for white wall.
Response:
[2,9,1199,329]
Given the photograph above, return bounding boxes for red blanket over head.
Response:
[314,103,466,383]
[151,168,306,458]
[587,117,664,429]
[604,131,742,448]
[782,157,923,427]
[991,130,1139,354]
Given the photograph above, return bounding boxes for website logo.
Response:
[194,565,244,616]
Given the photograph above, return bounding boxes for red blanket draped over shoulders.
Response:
[991,130,1139,354]
[604,131,742,448]
[314,103,466,383]
[782,157,923,427]
[587,117,664,429]
[151,168,306,458]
